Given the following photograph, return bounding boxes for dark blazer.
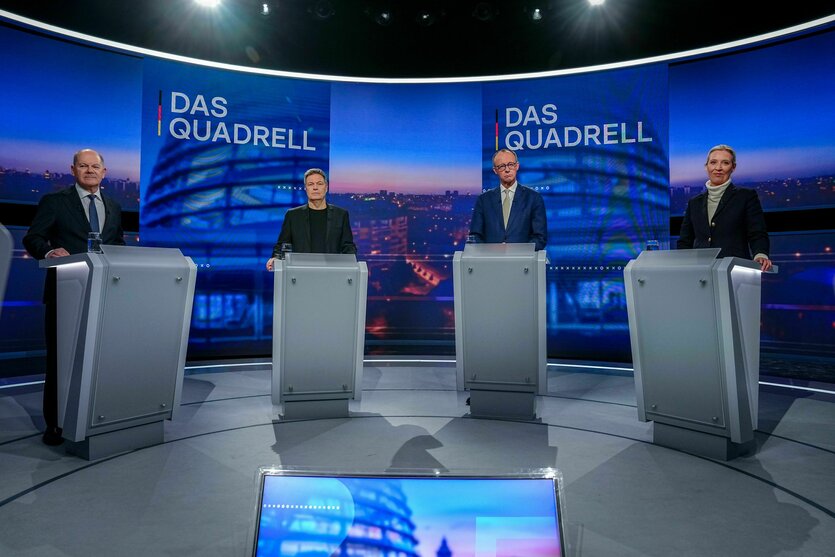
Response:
[273,203,357,255]
[23,185,125,259]
[469,184,547,250]
[22,185,125,431]
[677,184,769,260]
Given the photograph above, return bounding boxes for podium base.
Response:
[281,399,349,421]
[65,420,164,461]
[653,422,756,461]
[469,390,536,421]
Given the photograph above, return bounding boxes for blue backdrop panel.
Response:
[139,60,330,356]
[669,30,835,214]
[483,65,670,360]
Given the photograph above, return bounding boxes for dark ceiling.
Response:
[1,0,833,78]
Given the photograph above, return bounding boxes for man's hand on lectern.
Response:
[754,255,772,272]
[47,248,70,258]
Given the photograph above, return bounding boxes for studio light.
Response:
[376,10,393,25]
[194,0,222,8]
[531,7,542,21]
[260,2,271,16]
[588,0,606,6]
[309,0,335,20]
[472,1,498,22]
[416,9,435,27]
[366,2,395,26]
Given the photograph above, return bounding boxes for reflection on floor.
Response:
[0,359,834,556]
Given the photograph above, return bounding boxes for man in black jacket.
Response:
[23,148,125,445]
[265,168,356,270]
[677,144,772,272]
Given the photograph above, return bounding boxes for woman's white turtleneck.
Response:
[705,178,731,223]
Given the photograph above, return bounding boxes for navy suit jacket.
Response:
[677,184,769,260]
[469,184,547,250]
[273,203,357,255]
[23,185,125,259]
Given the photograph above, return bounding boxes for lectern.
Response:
[272,253,368,420]
[624,248,765,460]
[453,243,547,420]
[0,223,11,318]
[40,245,196,459]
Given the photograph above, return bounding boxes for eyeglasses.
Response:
[493,162,518,171]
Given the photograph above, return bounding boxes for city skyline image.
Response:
[329,82,483,195]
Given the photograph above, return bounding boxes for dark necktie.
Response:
[87,194,100,233]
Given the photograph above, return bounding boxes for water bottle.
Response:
[278,242,293,260]
[87,231,102,253]
[466,234,478,244]
[645,239,660,251]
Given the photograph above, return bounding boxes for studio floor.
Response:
[1,359,834,556]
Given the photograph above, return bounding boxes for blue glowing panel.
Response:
[328,82,482,355]
[669,29,835,214]
[760,231,835,361]
[483,65,670,360]
[139,58,331,266]
[255,474,563,557]
[0,25,141,209]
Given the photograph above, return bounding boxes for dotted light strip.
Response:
[263,504,341,510]
[551,266,624,271]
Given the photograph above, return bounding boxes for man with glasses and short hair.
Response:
[469,149,547,250]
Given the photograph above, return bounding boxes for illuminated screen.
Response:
[136,61,668,360]
[669,29,835,215]
[0,24,141,210]
[253,473,564,557]
[1,16,833,375]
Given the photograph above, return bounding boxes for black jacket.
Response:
[273,203,357,255]
[677,184,769,259]
[23,185,125,259]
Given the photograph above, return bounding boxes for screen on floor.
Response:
[253,472,565,557]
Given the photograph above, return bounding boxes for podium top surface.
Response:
[633,248,721,268]
[39,245,188,268]
[631,248,772,273]
[462,243,536,256]
[285,253,358,268]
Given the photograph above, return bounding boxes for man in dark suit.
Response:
[677,144,771,272]
[265,168,356,271]
[23,148,125,445]
[469,149,548,250]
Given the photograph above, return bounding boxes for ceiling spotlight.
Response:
[531,7,542,21]
[365,2,395,26]
[260,2,271,16]
[376,10,393,26]
[309,0,335,20]
[415,5,446,28]
[416,9,435,27]
[472,2,498,22]
[588,0,606,6]
[194,0,222,7]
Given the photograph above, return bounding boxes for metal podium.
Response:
[40,245,196,459]
[624,248,766,460]
[0,223,10,319]
[272,253,368,420]
[453,243,547,420]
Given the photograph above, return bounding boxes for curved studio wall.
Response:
[0,11,833,380]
